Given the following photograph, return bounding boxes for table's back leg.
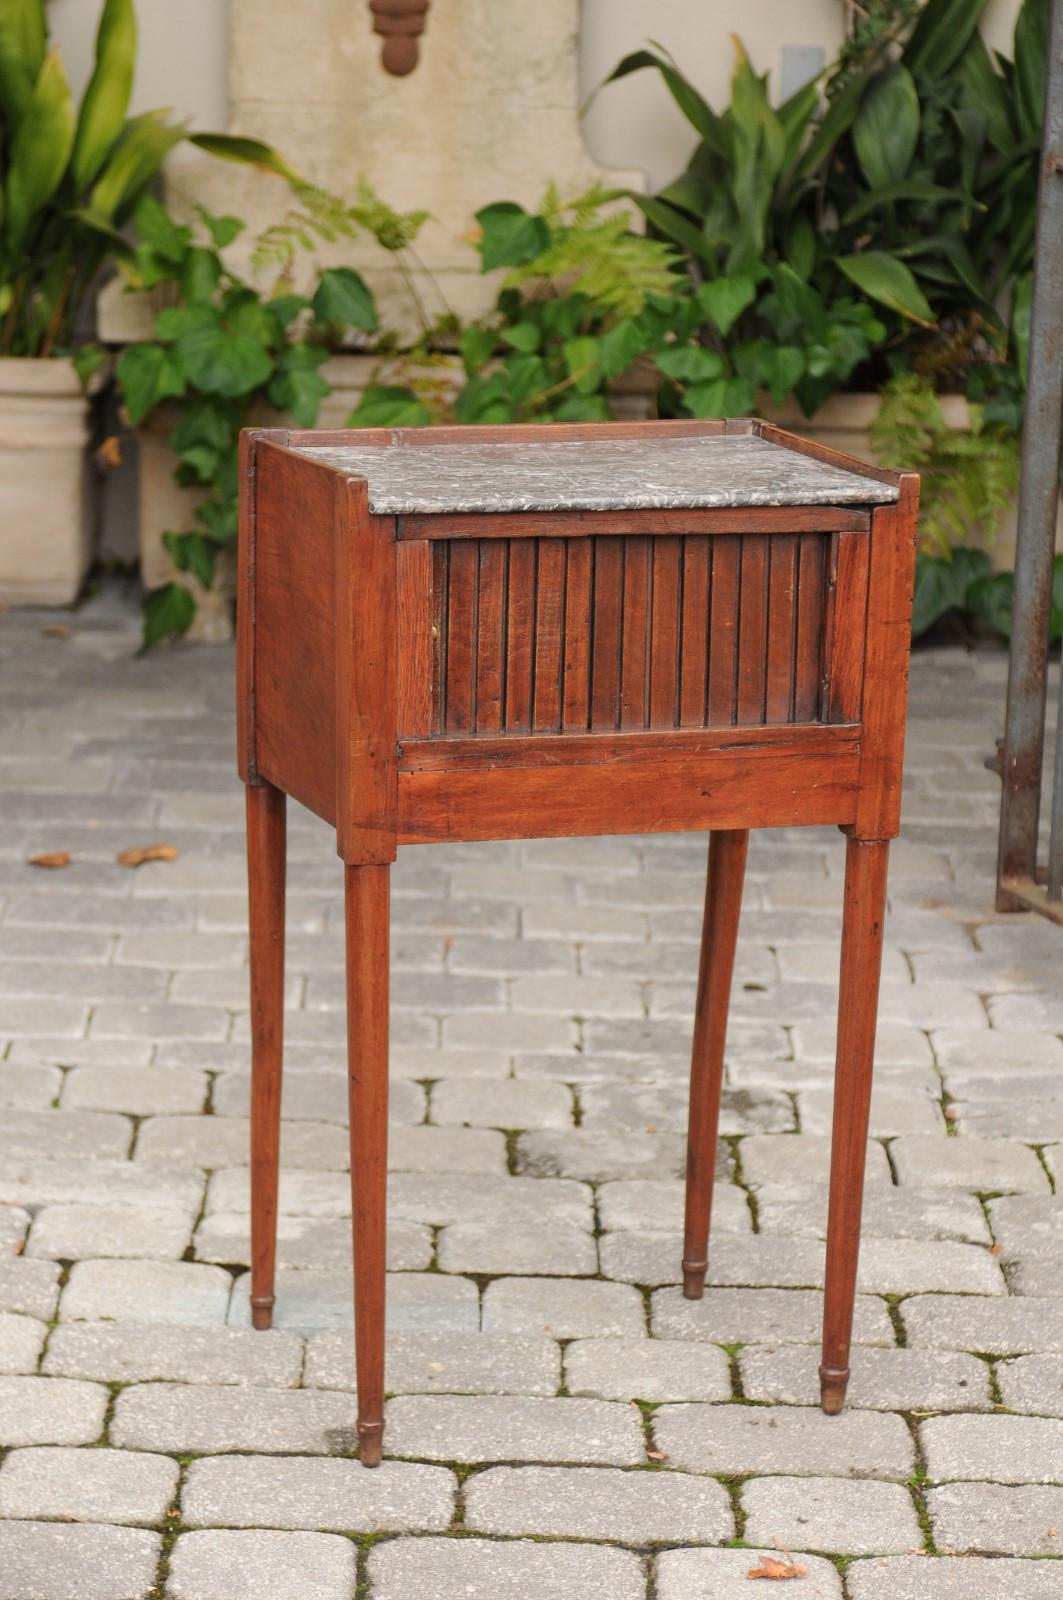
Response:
[682,828,749,1298]
[820,834,889,1413]
[345,862,390,1467]
[246,781,287,1331]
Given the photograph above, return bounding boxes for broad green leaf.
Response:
[697,274,758,336]
[598,317,648,379]
[0,0,46,123]
[142,582,196,649]
[655,345,726,383]
[836,252,936,327]
[967,570,1015,639]
[72,344,107,389]
[474,202,550,272]
[956,31,1015,153]
[187,133,299,181]
[172,311,273,397]
[347,384,431,428]
[4,52,76,252]
[853,65,919,189]
[1015,0,1050,143]
[553,393,611,422]
[133,194,191,263]
[904,0,989,77]
[116,341,187,425]
[685,376,757,417]
[268,362,329,427]
[167,398,233,457]
[499,321,540,353]
[562,335,601,395]
[71,0,136,192]
[794,68,865,182]
[761,344,806,405]
[841,180,977,227]
[163,531,217,589]
[459,325,496,377]
[180,246,221,306]
[266,293,310,331]
[195,206,243,249]
[911,553,972,636]
[1012,271,1033,383]
[312,266,378,331]
[632,195,714,265]
[778,78,820,169]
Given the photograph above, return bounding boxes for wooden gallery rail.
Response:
[237,418,918,1466]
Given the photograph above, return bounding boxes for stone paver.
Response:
[564,1337,731,1402]
[0,1313,46,1375]
[59,1259,232,1325]
[651,1286,894,1345]
[228,1266,479,1333]
[28,1202,194,1261]
[996,1354,1063,1416]
[167,1529,355,1600]
[927,1481,1063,1556]
[845,1554,1063,1598]
[43,1322,303,1387]
[110,1383,359,1454]
[902,1294,1063,1353]
[0,1377,107,1446]
[0,1521,161,1600]
[740,1343,992,1411]
[181,1455,454,1530]
[384,1394,645,1464]
[890,1134,1049,1191]
[464,1464,732,1543]
[741,1474,921,1554]
[921,1414,1063,1484]
[0,1446,178,1525]
[304,1329,560,1395]
[652,1403,914,1478]
[437,1221,596,1276]
[368,1537,645,1600]
[481,1275,645,1337]
[655,1548,843,1598]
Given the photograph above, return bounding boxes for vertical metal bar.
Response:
[996,0,1063,909]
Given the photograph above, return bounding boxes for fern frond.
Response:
[504,188,681,319]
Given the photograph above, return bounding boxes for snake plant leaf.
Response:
[1014,0,1050,144]
[71,0,136,192]
[792,67,865,184]
[603,45,725,149]
[187,133,299,182]
[836,251,936,327]
[632,195,714,266]
[89,110,187,223]
[853,66,920,189]
[956,32,1015,154]
[841,179,979,227]
[4,51,76,254]
[904,0,989,78]
[0,0,46,125]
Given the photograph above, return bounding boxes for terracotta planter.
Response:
[759,393,1054,571]
[137,354,380,642]
[0,357,104,607]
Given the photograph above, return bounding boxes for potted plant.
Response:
[0,0,295,606]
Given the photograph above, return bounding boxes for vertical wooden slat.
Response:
[765,534,797,724]
[590,537,624,730]
[736,536,769,725]
[827,530,871,724]
[620,536,651,730]
[649,536,682,729]
[430,541,447,736]
[445,541,478,733]
[563,539,593,732]
[533,540,566,733]
[475,541,506,733]
[505,540,536,733]
[706,536,740,726]
[793,533,827,723]
[679,536,710,728]
[396,541,434,738]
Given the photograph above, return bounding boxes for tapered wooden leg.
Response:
[247,781,286,1333]
[345,863,390,1467]
[820,835,889,1414]
[682,829,749,1299]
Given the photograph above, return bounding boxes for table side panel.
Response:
[248,443,340,825]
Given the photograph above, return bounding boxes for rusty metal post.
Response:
[995,0,1063,911]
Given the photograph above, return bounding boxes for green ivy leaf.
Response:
[172,308,273,397]
[475,202,550,272]
[142,582,196,649]
[267,293,311,330]
[347,384,431,428]
[180,246,222,307]
[655,345,726,383]
[312,266,378,331]
[553,393,611,422]
[563,336,602,395]
[116,342,186,425]
[268,348,330,427]
[696,275,758,337]
[162,531,217,589]
[684,376,757,418]
[761,344,806,404]
[500,321,541,353]
[460,326,497,377]
[195,205,243,249]
[134,194,192,264]
[598,318,648,379]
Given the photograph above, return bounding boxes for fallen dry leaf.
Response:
[116,843,179,868]
[28,851,71,870]
[97,435,123,469]
[12,1238,24,1256]
[944,1104,959,1121]
[747,1555,807,1581]
[646,1449,669,1461]
[991,1243,1004,1255]
[41,624,71,638]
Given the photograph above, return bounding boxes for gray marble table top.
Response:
[293,432,898,515]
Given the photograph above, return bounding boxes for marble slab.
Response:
[293,433,898,515]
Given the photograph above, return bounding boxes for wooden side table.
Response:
[237,418,918,1466]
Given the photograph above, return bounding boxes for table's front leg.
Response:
[247,781,286,1331]
[345,862,390,1466]
[820,834,890,1413]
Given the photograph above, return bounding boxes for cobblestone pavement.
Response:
[2,587,1063,1598]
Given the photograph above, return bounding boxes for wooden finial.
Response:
[369,0,431,76]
